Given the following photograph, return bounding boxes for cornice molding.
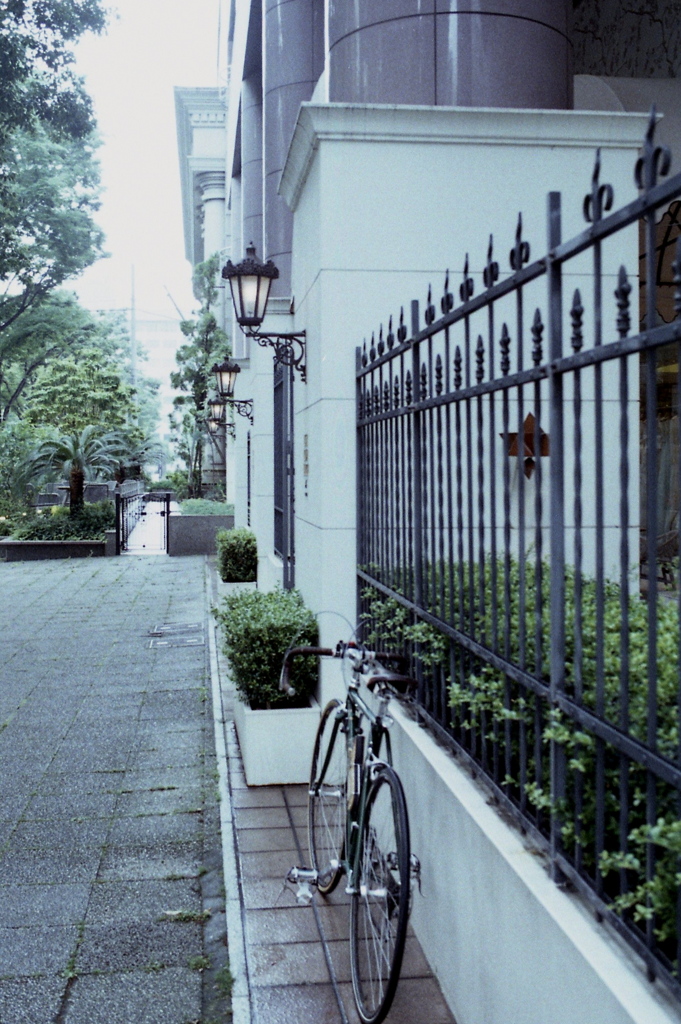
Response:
[280,102,650,212]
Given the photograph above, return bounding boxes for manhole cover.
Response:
[147,623,204,648]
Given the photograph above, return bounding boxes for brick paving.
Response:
[210,573,457,1024]
[0,553,456,1024]
[0,556,228,1024]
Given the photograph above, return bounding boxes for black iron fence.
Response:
[357,112,681,996]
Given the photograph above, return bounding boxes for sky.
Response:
[69,0,223,324]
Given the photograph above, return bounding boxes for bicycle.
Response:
[280,641,420,1024]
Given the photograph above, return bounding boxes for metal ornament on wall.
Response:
[502,412,550,479]
[221,244,306,382]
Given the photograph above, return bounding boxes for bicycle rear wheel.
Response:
[308,698,346,895]
[350,765,410,1024]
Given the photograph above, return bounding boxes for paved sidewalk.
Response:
[209,572,457,1024]
[0,556,228,1024]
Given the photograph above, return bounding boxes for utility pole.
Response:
[130,265,138,416]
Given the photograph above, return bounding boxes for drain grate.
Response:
[147,623,205,648]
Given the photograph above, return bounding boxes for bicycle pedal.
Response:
[285,866,319,905]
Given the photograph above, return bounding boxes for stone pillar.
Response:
[241,73,263,256]
[264,0,324,295]
[328,0,572,109]
[197,169,227,334]
[197,170,226,261]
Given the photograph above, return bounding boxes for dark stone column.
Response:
[264,0,324,295]
[241,73,263,256]
[328,0,572,109]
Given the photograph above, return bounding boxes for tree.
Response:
[170,255,229,497]
[0,291,100,422]
[27,425,124,514]
[25,348,137,434]
[0,417,36,500]
[0,126,104,332]
[0,0,106,145]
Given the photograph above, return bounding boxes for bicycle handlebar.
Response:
[278,643,417,698]
[279,646,335,696]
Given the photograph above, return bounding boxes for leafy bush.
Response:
[11,501,115,540]
[216,527,257,582]
[215,587,318,709]
[180,499,234,516]
[0,497,32,536]
[147,469,189,499]
[361,558,681,955]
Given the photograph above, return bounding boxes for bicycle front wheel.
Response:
[350,765,410,1024]
[308,698,346,895]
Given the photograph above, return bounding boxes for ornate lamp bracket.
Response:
[226,398,254,425]
[249,330,306,382]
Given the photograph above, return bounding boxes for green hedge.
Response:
[0,498,32,536]
[180,499,234,516]
[11,501,115,540]
[215,587,318,708]
[216,527,257,582]
[361,558,681,955]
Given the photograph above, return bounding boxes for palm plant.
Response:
[26,426,125,513]
[114,431,167,483]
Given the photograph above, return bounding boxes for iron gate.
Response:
[115,490,170,554]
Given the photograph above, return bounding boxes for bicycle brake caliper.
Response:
[410,853,422,897]
[285,866,319,906]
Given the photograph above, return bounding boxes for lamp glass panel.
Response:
[256,275,272,320]
[240,273,260,320]
[223,368,239,397]
[228,278,240,318]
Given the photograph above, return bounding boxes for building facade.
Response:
[177,4,681,1022]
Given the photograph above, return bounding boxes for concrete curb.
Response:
[206,561,252,1024]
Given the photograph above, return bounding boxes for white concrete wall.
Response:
[281,104,648,645]
[275,103,668,1022]
[389,700,681,1024]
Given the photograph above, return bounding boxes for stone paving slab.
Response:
[0,556,229,1024]
[221,693,458,1024]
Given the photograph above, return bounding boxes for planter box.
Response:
[0,539,106,561]
[233,694,320,786]
[167,514,235,556]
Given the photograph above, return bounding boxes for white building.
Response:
[177,4,681,1022]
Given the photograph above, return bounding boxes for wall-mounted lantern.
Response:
[222,244,306,382]
[211,358,254,424]
[208,396,226,422]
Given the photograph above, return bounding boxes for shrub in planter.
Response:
[12,501,115,540]
[216,527,257,582]
[215,587,318,708]
[181,499,234,516]
[0,497,32,536]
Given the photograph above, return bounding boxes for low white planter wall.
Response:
[389,702,681,1024]
[233,695,320,786]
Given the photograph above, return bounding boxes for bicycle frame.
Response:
[338,680,393,893]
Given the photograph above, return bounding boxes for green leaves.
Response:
[216,528,257,583]
[364,556,681,951]
[215,588,318,709]
[11,500,114,539]
[0,0,106,142]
